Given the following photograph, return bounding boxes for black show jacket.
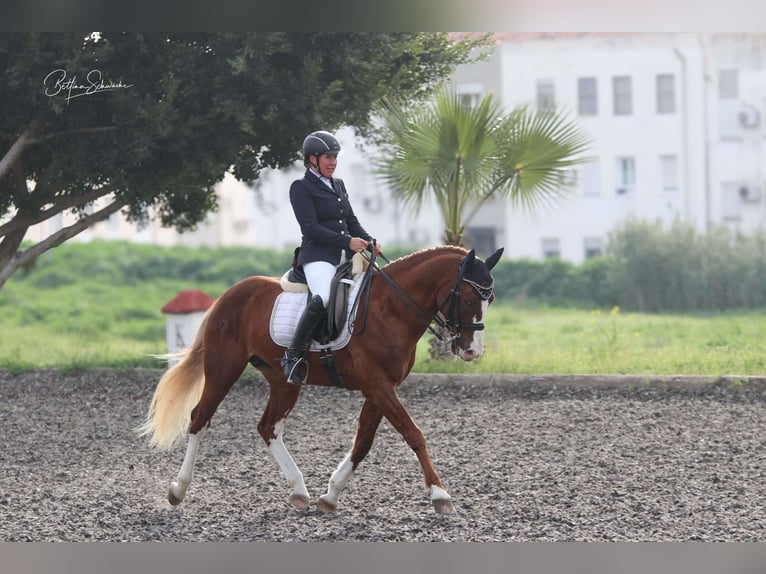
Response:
[289,169,372,266]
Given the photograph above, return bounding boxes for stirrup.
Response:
[282,356,308,385]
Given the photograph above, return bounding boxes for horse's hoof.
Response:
[317,497,337,513]
[290,494,310,509]
[432,498,456,514]
[168,490,183,506]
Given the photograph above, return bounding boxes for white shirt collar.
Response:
[310,168,334,191]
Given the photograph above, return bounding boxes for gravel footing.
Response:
[2,369,766,541]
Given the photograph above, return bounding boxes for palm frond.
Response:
[372,89,592,245]
[492,106,592,210]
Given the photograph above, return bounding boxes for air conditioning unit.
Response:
[739,185,762,203]
[738,104,761,129]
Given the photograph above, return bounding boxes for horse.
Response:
[139,244,504,514]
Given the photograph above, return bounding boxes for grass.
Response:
[414,304,766,376]
[0,277,227,372]
[2,264,766,376]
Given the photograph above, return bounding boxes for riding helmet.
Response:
[302,130,341,157]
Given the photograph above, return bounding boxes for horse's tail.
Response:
[137,302,215,450]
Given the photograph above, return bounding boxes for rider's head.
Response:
[302,130,341,179]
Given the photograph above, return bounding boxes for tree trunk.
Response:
[0,198,125,289]
[427,324,456,361]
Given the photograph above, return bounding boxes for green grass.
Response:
[414,304,766,376]
[3,265,766,376]
[0,277,228,372]
[4,240,765,376]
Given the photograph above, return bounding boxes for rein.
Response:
[356,245,493,343]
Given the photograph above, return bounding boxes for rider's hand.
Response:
[349,237,368,253]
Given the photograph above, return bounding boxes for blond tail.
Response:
[137,302,215,449]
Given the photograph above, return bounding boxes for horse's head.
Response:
[441,247,504,361]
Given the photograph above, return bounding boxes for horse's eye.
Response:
[464,298,472,306]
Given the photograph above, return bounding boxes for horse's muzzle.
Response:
[456,345,483,362]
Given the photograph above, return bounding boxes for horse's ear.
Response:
[484,247,504,271]
[461,249,476,273]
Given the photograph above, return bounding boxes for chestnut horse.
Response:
[139,245,503,514]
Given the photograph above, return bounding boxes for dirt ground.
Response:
[2,368,766,541]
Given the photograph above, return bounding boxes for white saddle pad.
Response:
[269,272,365,352]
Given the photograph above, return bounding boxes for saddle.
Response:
[274,252,369,348]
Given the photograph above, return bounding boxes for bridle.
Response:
[356,246,494,345]
[437,259,494,351]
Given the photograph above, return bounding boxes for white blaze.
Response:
[459,300,488,360]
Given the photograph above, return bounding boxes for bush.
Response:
[490,256,616,308]
[11,223,766,315]
[607,218,766,312]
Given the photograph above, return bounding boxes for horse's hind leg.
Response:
[257,374,309,509]
[168,342,248,505]
[168,427,207,505]
[318,398,383,513]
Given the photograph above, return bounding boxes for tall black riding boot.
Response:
[281,294,326,384]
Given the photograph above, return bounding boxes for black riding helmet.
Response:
[302,130,341,163]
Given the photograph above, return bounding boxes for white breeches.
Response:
[303,260,337,306]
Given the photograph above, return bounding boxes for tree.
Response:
[0,32,489,288]
[373,87,591,359]
[373,87,592,246]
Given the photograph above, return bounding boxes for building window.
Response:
[719,69,738,100]
[613,76,632,115]
[718,70,742,138]
[583,237,603,259]
[457,83,484,108]
[616,156,636,195]
[656,74,675,114]
[581,160,600,197]
[578,77,598,116]
[466,227,497,258]
[542,237,561,259]
[659,155,678,192]
[460,93,480,108]
[536,79,555,112]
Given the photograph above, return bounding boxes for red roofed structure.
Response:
[161,289,215,315]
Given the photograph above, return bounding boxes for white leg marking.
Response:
[320,452,354,508]
[267,420,310,502]
[430,484,452,502]
[169,427,206,502]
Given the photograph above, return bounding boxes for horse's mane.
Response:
[383,245,469,274]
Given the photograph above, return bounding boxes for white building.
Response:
[22,33,766,263]
[449,32,766,262]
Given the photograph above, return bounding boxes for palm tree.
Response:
[373,87,591,359]
[373,87,592,247]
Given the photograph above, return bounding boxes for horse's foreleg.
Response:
[318,399,383,513]
[168,427,207,505]
[266,419,310,509]
[258,380,309,509]
[370,387,456,515]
